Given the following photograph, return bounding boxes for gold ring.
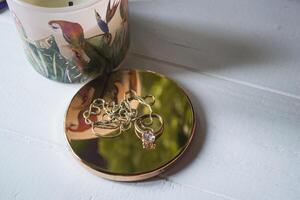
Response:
[134,113,164,149]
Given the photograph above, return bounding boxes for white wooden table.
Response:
[1,0,300,199]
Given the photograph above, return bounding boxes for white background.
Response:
[0,0,300,199]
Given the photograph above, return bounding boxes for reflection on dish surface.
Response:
[65,69,195,180]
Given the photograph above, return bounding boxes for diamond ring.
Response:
[134,113,164,149]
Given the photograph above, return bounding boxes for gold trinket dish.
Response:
[64,69,196,181]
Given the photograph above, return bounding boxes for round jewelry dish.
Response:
[64,69,196,181]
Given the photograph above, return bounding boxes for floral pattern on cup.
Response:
[12,0,129,83]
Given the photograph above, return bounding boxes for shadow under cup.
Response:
[7,0,129,83]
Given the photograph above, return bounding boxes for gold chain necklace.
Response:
[83,90,164,149]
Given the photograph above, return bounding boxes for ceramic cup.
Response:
[7,0,129,83]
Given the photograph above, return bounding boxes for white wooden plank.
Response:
[0,52,299,199]
[0,129,234,200]
[128,0,300,97]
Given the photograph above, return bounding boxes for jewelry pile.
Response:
[83,90,164,149]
